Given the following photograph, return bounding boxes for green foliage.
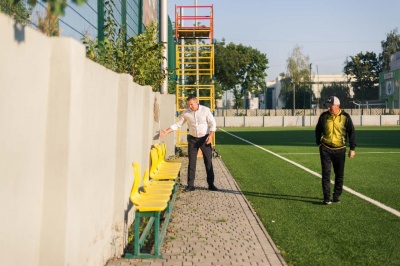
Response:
[130,21,167,91]
[214,39,268,108]
[215,39,268,93]
[232,86,244,109]
[279,79,312,109]
[286,45,311,86]
[320,82,352,108]
[380,28,400,71]
[168,76,177,94]
[343,51,380,101]
[279,45,313,109]
[0,0,32,24]
[10,0,85,16]
[82,0,166,91]
[213,80,223,100]
[83,0,134,73]
[214,40,244,89]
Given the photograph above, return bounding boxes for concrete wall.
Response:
[216,115,400,127]
[0,13,176,266]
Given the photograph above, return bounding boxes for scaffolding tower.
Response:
[174,4,215,148]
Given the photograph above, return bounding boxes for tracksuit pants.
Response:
[319,145,346,199]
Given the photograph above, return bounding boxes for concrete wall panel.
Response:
[351,115,361,126]
[264,116,283,127]
[159,94,177,157]
[215,117,224,127]
[381,115,400,125]
[361,115,380,126]
[64,48,120,266]
[225,117,244,127]
[283,116,304,127]
[244,116,263,127]
[0,14,52,266]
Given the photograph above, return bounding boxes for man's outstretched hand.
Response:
[160,129,168,138]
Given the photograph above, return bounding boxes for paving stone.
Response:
[106,157,286,266]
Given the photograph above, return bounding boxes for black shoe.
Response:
[208,185,219,191]
[184,186,195,192]
[332,197,340,203]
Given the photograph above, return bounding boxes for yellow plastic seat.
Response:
[134,202,167,212]
[143,186,174,194]
[155,144,181,171]
[143,168,175,189]
[150,148,179,181]
[161,142,182,165]
[130,163,171,205]
[152,150,180,174]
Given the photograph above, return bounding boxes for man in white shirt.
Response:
[160,95,218,192]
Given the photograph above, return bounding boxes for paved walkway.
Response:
[107,156,286,266]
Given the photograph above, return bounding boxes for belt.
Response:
[321,143,346,150]
[189,134,208,139]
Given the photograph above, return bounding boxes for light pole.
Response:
[292,81,296,116]
[309,63,312,110]
[316,65,319,109]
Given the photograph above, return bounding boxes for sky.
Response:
[167,0,400,81]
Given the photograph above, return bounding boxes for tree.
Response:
[286,45,310,85]
[214,40,245,89]
[0,0,32,24]
[320,82,352,108]
[380,28,400,71]
[214,39,268,109]
[232,86,244,109]
[238,44,268,95]
[343,51,380,101]
[280,45,312,110]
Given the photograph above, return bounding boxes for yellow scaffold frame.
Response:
[174,5,216,148]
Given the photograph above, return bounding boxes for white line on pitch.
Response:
[219,129,400,218]
[280,152,400,155]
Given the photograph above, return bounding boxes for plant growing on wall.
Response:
[37,3,60,36]
[129,20,167,91]
[82,0,166,92]
[82,0,126,72]
[9,0,85,16]
[0,0,32,24]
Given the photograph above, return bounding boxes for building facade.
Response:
[263,74,350,110]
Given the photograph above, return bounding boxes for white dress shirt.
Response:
[170,105,217,138]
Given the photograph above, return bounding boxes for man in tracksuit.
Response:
[315,96,356,205]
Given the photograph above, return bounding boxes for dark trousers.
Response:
[187,135,214,187]
[319,145,346,199]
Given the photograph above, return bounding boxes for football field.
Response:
[216,126,400,266]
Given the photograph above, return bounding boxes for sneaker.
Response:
[332,197,340,203]
[323,199,332,205]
